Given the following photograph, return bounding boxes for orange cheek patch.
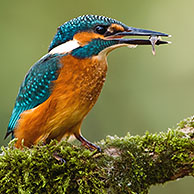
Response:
[74,32,104,46]
[109,24,125,33]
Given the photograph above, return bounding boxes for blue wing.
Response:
[5,53,65,139]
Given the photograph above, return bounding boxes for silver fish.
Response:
[150,36,160,55]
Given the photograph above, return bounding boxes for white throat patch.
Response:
[95,43,137,61]
[49,39,80,54]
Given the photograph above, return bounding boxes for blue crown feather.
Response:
[48,15,126,52]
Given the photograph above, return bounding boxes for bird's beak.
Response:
[111,26,170,45]
[107,27,171,55]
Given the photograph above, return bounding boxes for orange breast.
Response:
[14,55,107,148]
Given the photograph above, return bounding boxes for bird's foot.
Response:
[75,134,101,152]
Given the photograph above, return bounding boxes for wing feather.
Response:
[5,53,65,138]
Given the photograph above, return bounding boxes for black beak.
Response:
[112,27,170,46]
[117,27,169,37]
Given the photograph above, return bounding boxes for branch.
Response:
[0,116,194,194]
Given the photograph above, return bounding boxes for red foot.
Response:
[74,134,101,152]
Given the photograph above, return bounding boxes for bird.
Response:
[5,15,169,151]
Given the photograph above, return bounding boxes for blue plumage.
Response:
[71,39,118,58]
[6,53,65,138]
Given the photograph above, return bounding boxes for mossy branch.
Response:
[1,116,194,194]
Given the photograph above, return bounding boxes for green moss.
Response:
[177,115,194,128]
[100,127,194,193]
[0,116,194,194]
[0,140,105,194]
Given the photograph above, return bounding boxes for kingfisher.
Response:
[5,15,169,150]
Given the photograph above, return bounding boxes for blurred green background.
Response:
[0,0,193,193]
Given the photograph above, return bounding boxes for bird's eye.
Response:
[94,25,107,35]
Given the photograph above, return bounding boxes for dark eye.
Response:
[94,25,107,35]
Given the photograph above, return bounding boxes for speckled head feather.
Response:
[48,15,127,52]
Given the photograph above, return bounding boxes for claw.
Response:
[53,152,66,164]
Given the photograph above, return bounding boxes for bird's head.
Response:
[49,15,169,58]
